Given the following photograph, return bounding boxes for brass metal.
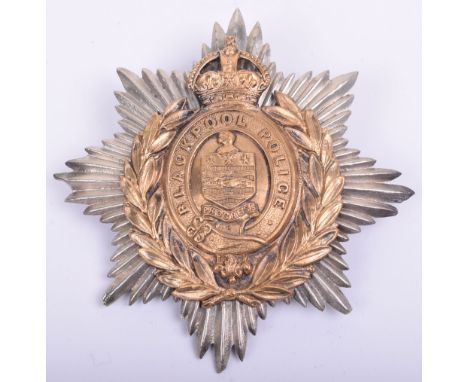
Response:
[164,107,299,257]
[120,37,344,308]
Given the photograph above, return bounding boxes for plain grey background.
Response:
[47,0,421,380]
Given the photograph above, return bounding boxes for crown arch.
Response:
[187,36,271,106]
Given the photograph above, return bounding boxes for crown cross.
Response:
[220,36,239,73]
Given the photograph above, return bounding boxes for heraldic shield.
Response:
[202,131,256,211]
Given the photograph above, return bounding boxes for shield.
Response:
[202,150,256,210]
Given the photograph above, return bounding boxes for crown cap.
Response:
[188,36,271,106]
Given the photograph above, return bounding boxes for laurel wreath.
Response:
[120,93,344,308]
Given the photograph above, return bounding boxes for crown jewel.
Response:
[188,36,271,106]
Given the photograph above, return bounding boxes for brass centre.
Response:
[164,107,299,256]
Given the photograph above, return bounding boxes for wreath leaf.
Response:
[150,130,177,153]
[309,153,324,196]
[236,294,261,306]
[147,193,163,227]
[158,273,185,288]
[322,177,344,207]
[320,134,333,167]
[124,203,153,235]
[316,201,342,233]
[274,91,302,117]
[314,228,338,246]
[139,157,161,196]
[202,294,230,308]
[304,109,322,153]
[138,248,176,271]
[170,235,192,274]
[124,161,137,182]
[263,105,304,128]
[163,98,187,117]
[143,113,161,149]
[250,286,291,300]
[285,127,314,151]
[131,136,143,174]
[173,286,219,301]
[279,226,297,264]
[119,176,144,212]
[294,247,331,266]
[162,110,195,131]
[130,231,161,253]
[192,254,217,286]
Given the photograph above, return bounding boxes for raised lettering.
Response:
[177,203,190,216]
[273,198,286,209]
[191,125,202,137]
[173,185,184,198]
[180,136,193,153]
[171,170,184,182]
[175,154,186,166]
[258,128,271,139]
[274,155,286,166]
[236,114,247,127]
[269,140,280,152]
[221,113,233,125]
[204,116,217,129]
[278,182,289,194]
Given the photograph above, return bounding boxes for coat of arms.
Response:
[202,131,256,211]
[55,10,413,372]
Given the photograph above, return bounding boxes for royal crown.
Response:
[188,36,271,106]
